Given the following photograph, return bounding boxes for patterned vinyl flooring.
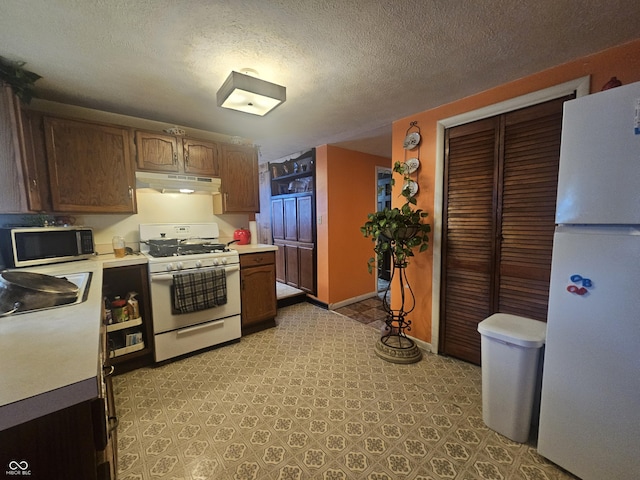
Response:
[114,302,576,480]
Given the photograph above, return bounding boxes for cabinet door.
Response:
[284,197,298,241]
[297,195,314,243]
[298,243,315,293]
[219,144,259,212]
[285,244,300,287]
[0,84,40,213]
[274,241,286,283]
[44,117,136,213]
[135,131,179,172]
[241,264,277,329]
[271,198,285,240]
[182,138,220,176]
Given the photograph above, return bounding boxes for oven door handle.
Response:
[151,265,239,282]
[177,319,225,335]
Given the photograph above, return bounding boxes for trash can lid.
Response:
[477,313,546,348]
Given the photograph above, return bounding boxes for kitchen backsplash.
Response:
[0,189,250,254]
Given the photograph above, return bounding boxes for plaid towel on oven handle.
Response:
[172,268,227,314]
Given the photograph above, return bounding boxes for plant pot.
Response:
[381,225,420,241]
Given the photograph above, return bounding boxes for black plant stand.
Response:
[375,255,422,364]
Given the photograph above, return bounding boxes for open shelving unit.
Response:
[102,263,154,373]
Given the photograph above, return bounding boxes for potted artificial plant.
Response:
[361,160,431,272]
[361,158,431,363]
[0,56,41,104]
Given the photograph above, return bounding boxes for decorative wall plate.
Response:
[403,180,418,197]
[405,157,420,174]
[403,132,421,150]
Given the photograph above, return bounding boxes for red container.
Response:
[233,229,251,245]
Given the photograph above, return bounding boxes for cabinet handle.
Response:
[108,415,119,433]
[128,186,133,198]
[103,365,115,377]
[31,178,37,189]
[173,152,178,164]
[185,153,189,166]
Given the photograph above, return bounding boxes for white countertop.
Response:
[231,244,278,254]
[0,246,274,431]
[0,254,146,431]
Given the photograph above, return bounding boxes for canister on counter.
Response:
[112,296,129,323]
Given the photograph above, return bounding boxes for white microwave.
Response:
[0,226,95,268]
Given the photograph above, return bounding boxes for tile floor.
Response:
[114,303,576,480]
[333,279,390,332]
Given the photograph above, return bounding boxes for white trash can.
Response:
[477,313,546,443]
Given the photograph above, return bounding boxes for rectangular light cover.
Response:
[217,71,286,116]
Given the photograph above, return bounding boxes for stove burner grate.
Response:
[146,246,231,258]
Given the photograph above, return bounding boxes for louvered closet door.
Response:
[497,97,568,319]
[441,118,499,364]
[441,96,571,365]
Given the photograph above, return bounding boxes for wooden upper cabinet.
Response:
[43,116,136,213]
[135,131,179,172]
[0,84,42,213]
[135,131,220,177]
[215,144,259,213]
[182,138,220,176]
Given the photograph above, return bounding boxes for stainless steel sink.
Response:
[10,271,93,315]
[57,271,92,304]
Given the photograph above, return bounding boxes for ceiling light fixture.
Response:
[217,71,286,116]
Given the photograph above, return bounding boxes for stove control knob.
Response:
[195,260,202,268]
[213,259,220,266]
[176,262,184,270]
[221,258,228,265]
[165,263,174,272]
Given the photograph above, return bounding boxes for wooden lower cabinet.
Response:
[0,327,117,479]
[275,241,315,293]
[297,244,315,293]
[240,252,277,334]
[275,242,286,283]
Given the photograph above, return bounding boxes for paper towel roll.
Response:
[249,221,258,244]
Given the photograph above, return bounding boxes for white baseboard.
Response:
[329,292,377,310]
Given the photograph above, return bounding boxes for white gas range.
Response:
[139,223,241,362]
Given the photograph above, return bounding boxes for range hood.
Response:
[135,171,221,194]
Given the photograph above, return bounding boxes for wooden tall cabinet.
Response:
[270,149,316,294]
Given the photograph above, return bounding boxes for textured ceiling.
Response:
[1,1,639,162]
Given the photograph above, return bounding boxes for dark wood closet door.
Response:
[441,118,499,364]
[496,98,567,319]
[440,95,572,364]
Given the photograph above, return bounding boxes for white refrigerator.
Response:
[537,80,640,479]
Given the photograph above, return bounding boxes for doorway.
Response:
[376,167,392,297]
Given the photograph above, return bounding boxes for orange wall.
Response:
[391,38,640,345]
[315,145,391,304]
